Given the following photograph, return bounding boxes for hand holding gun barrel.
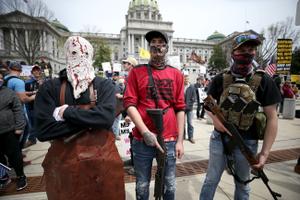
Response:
[204,95,281,200]
[146,108,166,200]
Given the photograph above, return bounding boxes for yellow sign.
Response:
[139,48,150,59]
[277,39,292,74]
[291,75,300,84]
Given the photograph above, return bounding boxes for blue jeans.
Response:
[26,108,37,143]
[184,110,194,139]
[112,114,121,136]
[20,105,31,148]
[200,130,258,200]
[132,139,176,200]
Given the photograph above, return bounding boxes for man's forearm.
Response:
[127,106,149,134]
[261,105,278,156]
[176,111,185,142]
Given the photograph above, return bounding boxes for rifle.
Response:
[146,108,167,200]
[204,95,281,200]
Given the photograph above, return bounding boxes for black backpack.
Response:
[3,76,21,87]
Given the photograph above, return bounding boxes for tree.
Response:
[0,0,54,64]
[93,39,111,71]
[0,0,54,20]
[208,45,227,71]
[291,48,300,74]
[257,17,300,68]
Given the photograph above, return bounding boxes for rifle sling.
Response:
[147,64,159,109]
[146,64,170,114]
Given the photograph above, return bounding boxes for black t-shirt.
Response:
[207,72,282,139]
[25,79,40,110]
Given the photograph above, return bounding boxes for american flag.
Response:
[265,56,277,77]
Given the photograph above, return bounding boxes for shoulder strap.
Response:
[60,80,67,105]
[222,69,264,93]
[147,65,159,108]
[223,70,234,90]
[3,76,20,87]
[248,70,264,93]
[59,80,96,107]
[89,83,96,107]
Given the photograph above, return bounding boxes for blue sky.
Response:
[42,0,299,40]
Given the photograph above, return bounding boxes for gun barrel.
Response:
[146,108,167,199]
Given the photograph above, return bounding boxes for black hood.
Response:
[59,69,68,80]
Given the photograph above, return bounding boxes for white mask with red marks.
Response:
[64,36,95,99]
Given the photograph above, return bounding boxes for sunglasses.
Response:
[235,34,258,44]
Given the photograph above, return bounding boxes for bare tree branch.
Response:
[0,0,54,20]
[0,0,54,64]
[258,17,300,68]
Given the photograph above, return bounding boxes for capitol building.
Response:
[0,0,233,76]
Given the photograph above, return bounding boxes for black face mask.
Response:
[232,53,254,65]
[0,80,3,88]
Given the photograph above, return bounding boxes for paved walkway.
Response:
[0,111,300,199]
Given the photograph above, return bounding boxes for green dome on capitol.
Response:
[207,31,226,41]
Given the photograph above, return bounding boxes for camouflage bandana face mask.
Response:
[149,45,168,68]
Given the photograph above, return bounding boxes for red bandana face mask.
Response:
[232,53,254,65]
[231,53,254,77]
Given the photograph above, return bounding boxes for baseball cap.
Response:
[122,57,138,66]
[145,30,168,44]
[9,62,22,71]
[31,65,41,71]
[232,33,261,50]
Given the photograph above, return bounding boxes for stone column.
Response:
[39,30,42,51]
[25,30,29,49]
[14,30,18,51]
[141,35,144,49]
[145,37,148,50]
[10,30,14,50]
[127,33,131,55]
[132,34,134,55]
[43,31,46,51]
[0,29,3,50]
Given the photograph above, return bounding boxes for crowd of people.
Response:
[0,30,299,200]
[0,60,50,191]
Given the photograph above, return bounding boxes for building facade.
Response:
[0,10,69,74]
[0,0,227,76]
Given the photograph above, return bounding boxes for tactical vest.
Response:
[219,69,264,131]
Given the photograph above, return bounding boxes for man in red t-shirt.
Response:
[124,30,185,200]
